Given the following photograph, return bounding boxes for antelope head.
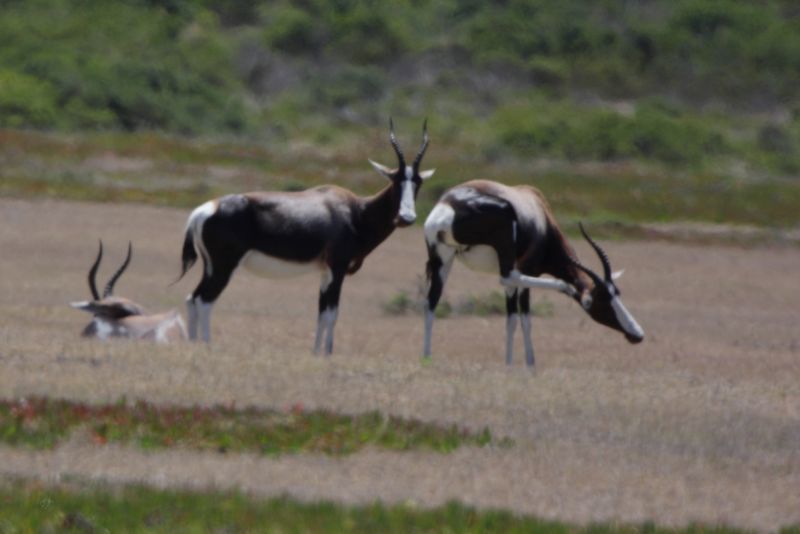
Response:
[570,223,645,344]
[71,241,147,337]
[369,118,435,227]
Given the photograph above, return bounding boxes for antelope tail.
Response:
[176,226,198,283]
[172,201,215,285]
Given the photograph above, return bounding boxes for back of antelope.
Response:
[70,241,187,342]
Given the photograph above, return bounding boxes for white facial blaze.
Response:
[398,170,416,223]
[610,296,644,339]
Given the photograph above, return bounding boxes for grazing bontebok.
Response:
[71,241,187,342]
[177,120,434,354]
[423,180,644,366]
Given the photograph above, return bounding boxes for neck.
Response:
[357,182,401,257]
[544,226,595,297]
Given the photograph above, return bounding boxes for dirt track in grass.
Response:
[1,197,799,531]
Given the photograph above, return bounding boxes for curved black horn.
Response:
[579,222,612,281]
[388,117,406,168]
[88,240,103,300]
[412,118,429,171]
[568,254,605,289]
[103,242,132,298]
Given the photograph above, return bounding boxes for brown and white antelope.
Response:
[176,120,434,354]
[71,241,187,342]
[423,180,644,366]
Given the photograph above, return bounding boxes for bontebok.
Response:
[423,180,644,366]
[177,120,434,354]
[71,241,187,342]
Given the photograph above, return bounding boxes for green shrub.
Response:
[263,4,322,55]
[455,291,506,316]
[0,70,58,128]
[494,99,727,165]
[329,6,409,65]
[0,1,246,133]
[382,291,415,315]
[310,65,385,109]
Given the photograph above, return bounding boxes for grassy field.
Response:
[3,1,800,529]
[0,397,497,455]
[0,478,766,533]
[0,198,798,531]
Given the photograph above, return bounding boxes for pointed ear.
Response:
[418,168,435,180]
[368,159,395,180]
[611,269,625,281]
[70,301,93,312]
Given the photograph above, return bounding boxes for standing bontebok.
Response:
[71,241,187,342]
[177,120,434,354]
[423,180,644,366]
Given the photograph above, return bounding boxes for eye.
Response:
[606,282,619,297]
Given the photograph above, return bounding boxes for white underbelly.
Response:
[457,245,499,274]
[240,250,323,279]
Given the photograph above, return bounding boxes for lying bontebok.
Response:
[423,180,644,366]
[71,241,187,342]
[177,119,434,354]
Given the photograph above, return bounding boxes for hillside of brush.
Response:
[2,0,800,229]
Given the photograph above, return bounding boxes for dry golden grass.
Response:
[1,197,799,531]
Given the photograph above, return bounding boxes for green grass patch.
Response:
[4,128,800,233]
[383,284,555,319]
[0,397,499,455]
[0,478,773,533]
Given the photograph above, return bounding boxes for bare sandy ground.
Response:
[1,197,799,530]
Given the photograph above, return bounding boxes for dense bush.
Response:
[494,99,727,165]
[0,0,247,133]
[0,0,799,180]
[0,69,59,128]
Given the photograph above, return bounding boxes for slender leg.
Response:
[519,289,535,367]
[197,300,214,343]
[314,268,344,356]
[504,287,519,365]
[423,243,455,358]
[186,296,198,340]
[190,258,237,343]
[313,269,333,354]
[501,269,575,297]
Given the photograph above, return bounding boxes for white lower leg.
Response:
[505,313,518,365]
[197,300,213,343]
[313,313,326,355]
[520,313,535,367]
[324,307,338,355]
[186,296,198,340]
[501,270,575,297]
[423,306,434,357]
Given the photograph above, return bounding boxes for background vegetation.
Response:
[2,0,800,230]
[0,0,800,232]
[3,480,760,534]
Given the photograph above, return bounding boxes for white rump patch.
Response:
[187,200,217,277]
[424,203,455,245]
[610,296,644,339]
[240,251,323,279]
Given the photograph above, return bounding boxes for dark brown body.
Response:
[178,121,434,353]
